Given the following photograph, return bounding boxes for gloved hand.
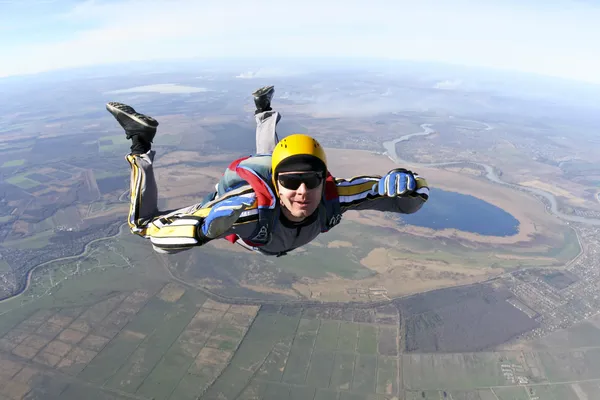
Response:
[373,168,417,197]
[201,193,256,239]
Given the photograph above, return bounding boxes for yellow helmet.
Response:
[271,134,327,191]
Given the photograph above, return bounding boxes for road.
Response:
[383,124,600,226]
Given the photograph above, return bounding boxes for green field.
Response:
[1,229,55,250]
[101,291,204,395]
[493,386,530,400]
[403,352,522,390]
[532,317,600,350]
[93,132,181,151]
[155,133,182,146]
[5,173,40,189]
[0,215,14,224]
[401,348,600,399]
[547,228,582,262]
[405,383,589,399]
[279,245,375,280]
[97,134,129,153]
[384,225,576,270]
[358,325,378,354]
[50,207,82,229]
[93,170,128,180]
[528,384,579,400]
[0,259,259,400]
[536,349,600,382]
[449,390,501,400]
[0,123,29,134]
[405,391,448,400]
[273,223,379,279]
[315,320,340,350]
[575,381,600,399]
[205,307,400,400]
[0,138,35,149]
[1,159,25,168]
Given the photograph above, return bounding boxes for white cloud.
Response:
[1,0,600,83]
[235,72,257,79]
[434,80,463,90]
[235,68,300,79]
[106,83,210,94]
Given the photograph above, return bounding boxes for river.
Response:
[0,222,128,306]
[383,124,600,226]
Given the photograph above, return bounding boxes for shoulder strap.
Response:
[320,172,342,232]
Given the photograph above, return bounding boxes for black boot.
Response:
[252,85,274,114]
[106,102,158,154]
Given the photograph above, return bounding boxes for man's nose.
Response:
[296,182,308,194]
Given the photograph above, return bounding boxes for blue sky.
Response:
[1,0,599,84]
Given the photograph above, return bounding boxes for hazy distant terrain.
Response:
[0,59,599,399]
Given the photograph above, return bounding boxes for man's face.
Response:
[277,171,324,222]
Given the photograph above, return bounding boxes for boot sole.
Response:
[106,102,158,128]
[252,86,274,98]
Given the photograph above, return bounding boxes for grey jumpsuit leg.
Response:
[255,110,281,154]
[125,150,159,232]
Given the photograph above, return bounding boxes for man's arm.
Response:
[335,169,429,214]
[129,188,262,254]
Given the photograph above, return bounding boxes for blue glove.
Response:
[373,169,417,197]
[201,193,256,239]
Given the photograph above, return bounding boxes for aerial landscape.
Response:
[2,0,600,399]
[0,58,599,399]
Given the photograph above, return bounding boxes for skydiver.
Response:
[106,86,430,257]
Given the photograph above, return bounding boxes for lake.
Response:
[399,188,520,236]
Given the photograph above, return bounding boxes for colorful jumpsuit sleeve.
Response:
[334,172,429,214]
[125,151,259,254]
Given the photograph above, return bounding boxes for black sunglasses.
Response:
[278,172,324,190]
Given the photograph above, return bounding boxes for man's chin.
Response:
[291,207,315,219]
[291,210,309,218]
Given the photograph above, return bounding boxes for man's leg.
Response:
[252,86,281,154]
[106,102,160,232]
